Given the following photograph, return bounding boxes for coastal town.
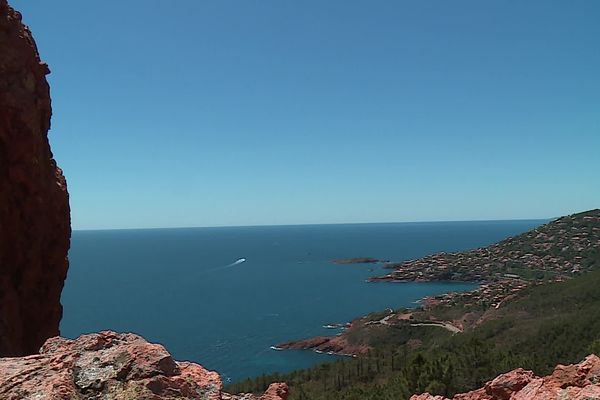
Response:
[369,210,600,312]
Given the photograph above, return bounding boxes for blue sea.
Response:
[61,219,545,382]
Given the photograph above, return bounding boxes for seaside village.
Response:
[371,212,600,313]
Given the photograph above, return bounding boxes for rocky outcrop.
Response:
[275,335,369,356]
[223,382,289,400]
[411,355,600,400]
[332,257,385,264]
[0,331,288,400]
[259,383,289,400]
[0,0,71,356]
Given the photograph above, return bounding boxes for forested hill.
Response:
[228,268,600,400]
[375,208,600,284]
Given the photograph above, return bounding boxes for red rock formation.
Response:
[411,355,600,400]
[276,335,369,356]
[0,0,70,356]
[259,383,289,400]
[412,395,446,400]
[0,331,288,400]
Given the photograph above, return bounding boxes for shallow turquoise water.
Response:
[61,220,544,382]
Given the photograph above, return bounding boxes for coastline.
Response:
[272,210,600,357]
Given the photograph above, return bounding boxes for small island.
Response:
[332,257,387,264]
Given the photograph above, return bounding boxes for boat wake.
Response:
[202,258,247,274]
[224,258,246,268]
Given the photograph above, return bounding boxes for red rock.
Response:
[0,331,292,400]
[276,335,369,356]
[410,394,448,400]
[222,383,289,400]
[411,355,600,400]
[550,354,600,388]
[571,384,600,400]
[260,383,289,400]
[454,388,490,400]
[0,0,71,356]
[0,331,222,399]
[484,368,535,400]
[509,378,547,400]
[276,336,332,350]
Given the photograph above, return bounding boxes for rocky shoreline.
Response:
[275,335,366,357]
[275,210,600,357]
[332,257,389,264]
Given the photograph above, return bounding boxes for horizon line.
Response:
[72,216,554,233]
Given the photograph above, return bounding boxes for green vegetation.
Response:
[226,211,600,399]
[227,264,600,400]
[379,209,600,285]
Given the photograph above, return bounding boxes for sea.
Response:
[61,219,546,382]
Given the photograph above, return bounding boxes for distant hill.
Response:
[375,208,600,284]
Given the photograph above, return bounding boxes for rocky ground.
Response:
[0,331,287,400]
[411,355,600,400]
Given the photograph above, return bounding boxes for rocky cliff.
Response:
[411,355,600,400]
[0,0,71,356]
[0,331,288,400]
[0,2,286,398]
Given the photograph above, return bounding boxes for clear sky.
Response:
[12,1,600,230]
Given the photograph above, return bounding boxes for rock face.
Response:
[0,331,288,400]
[411,355,600,400]
[0,0,71,356]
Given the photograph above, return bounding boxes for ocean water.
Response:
[61,219,545,382]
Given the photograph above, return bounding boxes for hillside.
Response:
[227,210,600,399]
[374,209,600,312]
[273,210,600,356]
[381,210,600,283]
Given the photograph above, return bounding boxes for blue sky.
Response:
[12,1,600,230]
